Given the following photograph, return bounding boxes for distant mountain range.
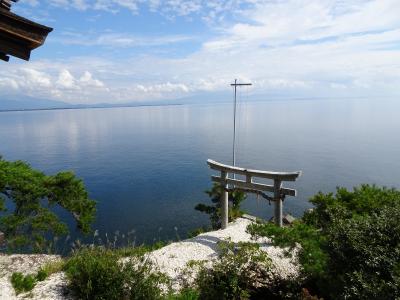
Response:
[0,93,232,111]
[0,96,74,111]
[1,92,332,111]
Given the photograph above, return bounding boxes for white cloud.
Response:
[93,0,139,13]
[80,71,104,87]
[72,0,89,10]
[20,68,52,88]
[2,0,400,103]
[204,0,400,50]
[0,65,107,103]
[0,78,19,90]
[32,0,254,19]
[56,69,77,89]
[54,31,194,47]
[24,0,40,6]
[111,0,138,12]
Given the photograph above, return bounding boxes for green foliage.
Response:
[249,185,400,300]
[167,289,199,300]
[38,259,65,278]
[124,257,170,300]
[305,184,400,228]
[248,221,328,279]
[0,156,96,252]
[187,226,209,238]
[113,241,168,257]
[11,272,37,294]
[325,205,400,299]
[307,185,400,299]
[64,247,125,299]
[64,246,169,300]
[10,264,61,295]
[195,242,296,300]
[195,183,247,229]
[36,268,48,281]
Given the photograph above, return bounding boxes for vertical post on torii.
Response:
[221,170,229,229]
[230,79,252,168]
[274,180,283,227]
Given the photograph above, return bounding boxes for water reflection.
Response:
[0,98,399,243]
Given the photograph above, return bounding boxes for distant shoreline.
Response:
[0,96,394,113]
[0,102,187,113]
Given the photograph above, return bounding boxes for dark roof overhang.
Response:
[0,0,53,61]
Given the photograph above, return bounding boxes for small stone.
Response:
[283,214,296,225]
[241,214,258,222]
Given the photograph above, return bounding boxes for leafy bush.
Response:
[325,205,400,299]
[64,246,169,300]
[0,156,96,252]
[187,226,208,238]
[124,256,169,300]
[304,184,400,228]
[248,221,327,280]
[64,247,126,299]
[10,264,60,295]
[249,185,400,299]
[11,272,36,294]
[167,288,199,300]
[195,183,247,229]
[38,259,65,279]
[114,241,168,257]
[35,269,48,281]
[195,242,297,299]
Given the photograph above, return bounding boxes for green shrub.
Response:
[64,246,169,300]
[195,242,296,299]
[305,184,400,228]
[124,256,169,300]
[248,221,327,280]
[249,185,400,300]
[10,262,64,295]
[11,272,36,294]
[38,259,65,279]
[0,156,96,252]
[64,247,126,299]
[325,205,400,299]
[35,269,48,281]
[167,288,199,300]
[187,226,209,238]
[114,241,168,257]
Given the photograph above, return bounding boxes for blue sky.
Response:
[1,0,400,104]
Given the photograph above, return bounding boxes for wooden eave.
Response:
[0,8,53,61]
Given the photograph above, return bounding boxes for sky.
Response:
[1,0,400,104]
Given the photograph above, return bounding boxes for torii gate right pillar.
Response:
[221,171,229,229]
[274,180,283,227]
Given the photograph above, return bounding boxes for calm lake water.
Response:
[1,98,400,244]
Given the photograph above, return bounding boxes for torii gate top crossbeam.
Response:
[207,159,301,181]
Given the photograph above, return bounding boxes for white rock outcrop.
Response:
[0,254,72,300]
[146,218,299,290]
[0,218,299,299]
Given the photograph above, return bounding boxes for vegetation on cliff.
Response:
[2,157,399,299]
[249,185,400,299]
[0,156,96,252]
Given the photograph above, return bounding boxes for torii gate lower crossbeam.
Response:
[207,159,302,228]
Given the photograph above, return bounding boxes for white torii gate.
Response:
[207,159,302,228]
